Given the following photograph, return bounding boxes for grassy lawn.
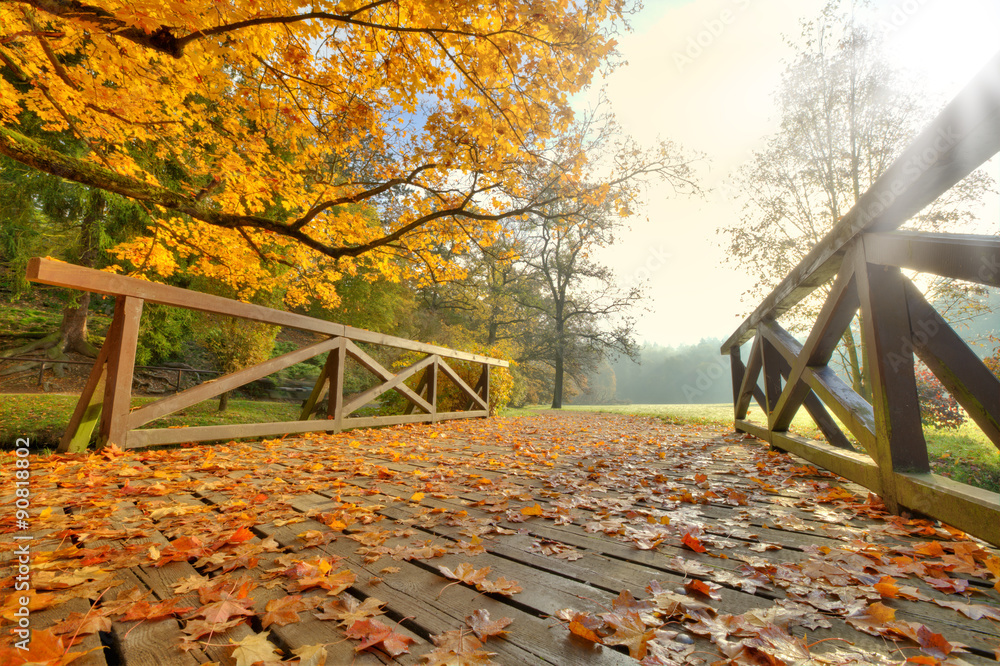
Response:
[554,403,1000,493]
[0,393,300,452]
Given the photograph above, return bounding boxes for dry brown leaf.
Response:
[465,609,513,640]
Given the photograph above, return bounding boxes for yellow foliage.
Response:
[0,0,630,305]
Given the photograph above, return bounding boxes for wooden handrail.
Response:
[720,50,1000,547]
[27,257,508,367]
[25,258,504,452]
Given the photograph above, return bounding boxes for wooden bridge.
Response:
[721,50,1000,549]
[4,42,1000,666]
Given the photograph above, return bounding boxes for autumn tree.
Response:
[719,0,993,395]
[0,0,638,306]
[0,114,149,370]
[515,113,697,408]
[416,227,542,347]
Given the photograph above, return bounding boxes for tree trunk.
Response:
[551,350,563,409]
[551,317,564,409]
[60,291,98,356]
[218,390,230,412]
[58,192,104,357]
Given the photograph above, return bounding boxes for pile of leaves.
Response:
[0,411,998,666]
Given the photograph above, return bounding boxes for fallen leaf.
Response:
[603,610,655,659]
[346,618,415,657]
[424,629,497,665]
[261,594,309,628]
[314,595,385,626]
[466,609,513,640]
[292,644,328,666]
[681,533,707,554]
[568,620,602,643]
[684,579,722,600]
[0,627,87,666]
[521,503,544,516]
[477,576,522,596]
[230,632,282,666]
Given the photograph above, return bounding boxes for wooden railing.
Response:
[721,51,1000,547]
[25,258,507,453]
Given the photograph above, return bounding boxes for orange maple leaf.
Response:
[682,533,708,554]
[346,618,415,657]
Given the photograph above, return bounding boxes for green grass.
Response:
[0,303,113,342]
[0,393,300,451]
[499,405,544,418]
[0,305,62,339]
[552,403,1000,493]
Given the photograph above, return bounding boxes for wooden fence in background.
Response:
[721,51,1000,547]
[26,258,507,453]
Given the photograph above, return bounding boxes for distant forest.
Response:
[572,292,1000,406]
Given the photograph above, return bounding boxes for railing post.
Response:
[428,357,438,417]
[729,346,745,430]
[58,340,112,453]
[761,337,783,422]
[327,337,346,429]
[855,244,929,512]
[480,364,490,416]
[98,296,143,449]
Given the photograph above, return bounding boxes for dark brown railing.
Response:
[721,51,1000,547]
[26,258,506,453]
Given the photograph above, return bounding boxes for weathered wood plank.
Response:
[758,321,876,451]
[127,336,343,431]
[903,280,1000,448]
[58,340,111,453]
[27,257,508,367]
[735,335,763,420]
[864,230,1000,288]
[770,262,859,432]
[895,472,1000,549]
[100,296,142,448]
[341,353,435,417]
[437,359,488,411]
[127,411,492,447]
[856,258,930,513]
[253,501,634,665]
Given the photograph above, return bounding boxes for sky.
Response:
[589,0,1000,348]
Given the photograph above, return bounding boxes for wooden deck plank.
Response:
[346,466,1000,661]
[246,444,1000,663]
[181,465,636,664]
[5,411,999,665]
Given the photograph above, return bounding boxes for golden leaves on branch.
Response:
[0,0,630,305]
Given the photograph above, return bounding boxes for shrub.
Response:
[914,368,964,429]
[136,303,194,366]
